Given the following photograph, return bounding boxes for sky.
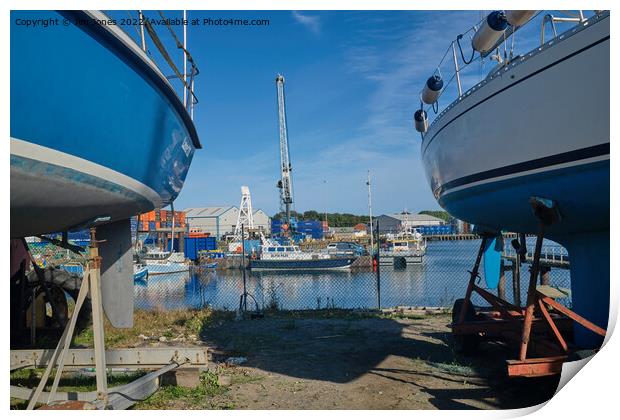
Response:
[108,10,550,217]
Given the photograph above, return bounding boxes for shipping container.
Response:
[184,236,217,260]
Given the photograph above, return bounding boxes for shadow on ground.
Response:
[200,313,559,409]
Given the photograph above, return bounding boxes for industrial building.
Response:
[374,212,444,234]
[184,206,270,239]
[252,209,271,234]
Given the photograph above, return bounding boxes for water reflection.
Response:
[134,241,572,311]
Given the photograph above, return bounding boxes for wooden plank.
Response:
[11,347,208,370]
[537,285,569,299]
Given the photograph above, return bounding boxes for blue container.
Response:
[183,236,217,260]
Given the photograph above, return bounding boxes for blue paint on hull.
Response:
[10,10,198,207]
[440,160,609,348]
[250,257,355,271]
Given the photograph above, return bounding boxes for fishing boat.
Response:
[251,243,355,271]
[325,242,366,257]
[10,10,201,238]
[379,232,427,266]
[141,249,190,275]
[415,11,609,347]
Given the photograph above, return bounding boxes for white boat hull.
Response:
[420,12,610,348]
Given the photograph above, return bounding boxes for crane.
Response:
[275,74,294,227]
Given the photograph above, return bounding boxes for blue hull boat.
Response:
[250,257,355,271]
[10,10,201,238]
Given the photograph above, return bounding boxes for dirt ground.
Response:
[195,312,559,410]
[11,310,560,410]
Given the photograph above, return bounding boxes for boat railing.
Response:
[124,10,199,120]
[417,10,599,133]
[502,244,569,266]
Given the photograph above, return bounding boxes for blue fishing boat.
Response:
[10,10,201,238]
[415,11,609,348]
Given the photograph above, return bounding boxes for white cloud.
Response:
[291,11,321,35]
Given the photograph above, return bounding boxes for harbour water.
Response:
[134,239,571,312]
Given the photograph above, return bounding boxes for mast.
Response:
[367,170,374,254]
[275,74,293,225]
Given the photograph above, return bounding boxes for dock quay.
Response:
[502,247,570,269]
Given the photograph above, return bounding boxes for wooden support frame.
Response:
[15,227,211,409]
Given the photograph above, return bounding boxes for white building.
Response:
[374,212,444,234]
[253,209,271,234]
[184,206,271,239]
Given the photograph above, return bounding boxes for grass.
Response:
[10,368,145,391]
[134,371,230,410]
[67,306,448,350]
[72,308,233,348]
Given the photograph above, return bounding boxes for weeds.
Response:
[135,371,228,409]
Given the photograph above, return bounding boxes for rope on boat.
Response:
[456,33,476,65]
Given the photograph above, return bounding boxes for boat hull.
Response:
[146,263,190,275]
[379,254,425,265]
[10,10,200,238]
[250,257,355,271]
[421,13,610,347]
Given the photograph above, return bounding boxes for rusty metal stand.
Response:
[451,197,608,377]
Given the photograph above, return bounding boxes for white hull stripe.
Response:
[441,154,609,197]
[10,137,163,208]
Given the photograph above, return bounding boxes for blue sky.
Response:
[109,10,549,216]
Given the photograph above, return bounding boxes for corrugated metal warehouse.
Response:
[252,209,270,234]
[184,206,271,239]
[374,212,444,234]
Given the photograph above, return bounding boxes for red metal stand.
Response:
[451,199,607,377]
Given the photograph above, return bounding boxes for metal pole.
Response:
[138,10,146,52]
[457,236,488,325]
[375,221,381,310]
[452,41,462,97]
[241,224,247,312]
[183,10,187,109]
[323,179,328,230]
[367,170,374,256]
[519,223,545,361]
[170,202,175,253]
[30,288,36,345]
[190,77,195,120]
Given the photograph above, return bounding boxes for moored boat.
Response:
[251,243,355,271]
[379,232,427,266]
